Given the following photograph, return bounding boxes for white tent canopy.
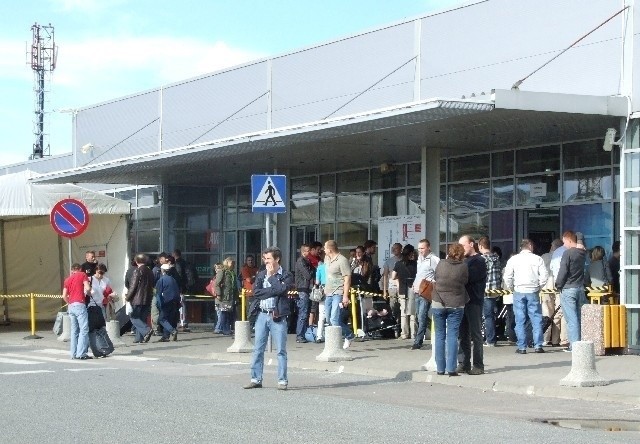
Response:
[0,170,131,321]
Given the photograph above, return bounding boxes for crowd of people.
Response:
[62,232,620,387]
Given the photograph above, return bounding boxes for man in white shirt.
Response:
[411,239,439,350]
[383,243,402,338]
[503,239,549,354]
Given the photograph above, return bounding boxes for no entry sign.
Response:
[50,198,90,238]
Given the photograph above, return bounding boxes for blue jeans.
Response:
[250,311,288,385]
[414,297,430,346]
[68,302,89,359]
[325,295,354,340]
[483,297,498,345]
[130,305,151,342]
[513,292,544,349]
[433,307,464,373]
[296,292,310,338]
[561,287,586,348]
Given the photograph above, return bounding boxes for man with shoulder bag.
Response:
[412,239,439,350]
[245,247,294,390]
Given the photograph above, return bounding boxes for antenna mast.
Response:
[29,23,57,160]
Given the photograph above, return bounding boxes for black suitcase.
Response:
[115,305,132,336]
[90,326,115,356]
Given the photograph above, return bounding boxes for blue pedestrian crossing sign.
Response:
[251,175,286,213]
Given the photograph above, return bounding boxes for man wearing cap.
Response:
[63,263,92,359]
[155,263,181,342]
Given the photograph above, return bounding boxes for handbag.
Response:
[418,279,434,301]
[309,285,325,302]
[205,278,217,297]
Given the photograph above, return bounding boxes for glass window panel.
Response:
[370,165,406,190]
[562,203,613,251]
[291,198,319,224]
[114,189,136,205]
[440,159,446,183]
[491,210,514,241]
[516,145,560,174]
[224,187,237,207]
[492,179,514,208]
[614,167,620,200]
[184,230,210,252]
[371,191,406,218]
[168,186,218,206]
[624,231,640,269]
[337,194,369,220]
[625,191,640,227]
[449,182,490,212]
[168,231,186,253]
[224,231,237,252]
[492,151,514,177]
[408,162,421,187]
[136,206,160,230]
[563,139,610,169]
[238,206,264,227]
[320,174,335,196]
[447,212,489,242]
[625,152,640,188]
[320,196,335,221]
[168,207,208,231]
[224,207,237,229]
[516,174,561,205]
[624,270,640,306]
[563,169,613,202]
[408,188,421,215]
[137,187,158,207]
[337,169,369,193]
[209,208,221,229]
[137,230,160,253]
[440,186,446,214]
[319,223,334,242]
[449,154,490,182]
[291,176,318,199]
[336,222,368,247]
[238,185,252,206]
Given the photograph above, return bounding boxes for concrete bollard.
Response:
[227,321,253,353]
[316,326,353,362]
[422,320,437,372]
[106,320,126,346]
[559,341,610,387]
[57,313,71,342]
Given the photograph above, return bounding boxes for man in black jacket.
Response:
[457,235,487,375]
[244,247,294,390]
[125,254,155,344]
[294,244,315,343]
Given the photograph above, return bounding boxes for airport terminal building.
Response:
[3,0,640,350]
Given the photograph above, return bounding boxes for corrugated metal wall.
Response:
[72,0,624,164]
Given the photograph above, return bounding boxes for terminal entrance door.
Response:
[239,229,263,266]
[517,209,560,256]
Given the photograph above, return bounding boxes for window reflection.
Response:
[449,182,490,212]
[449,154,489,182]
[447,212,489,242]
[516,145,560,174]
[492,179,514,208]
[337,194,369,220]
[563,169,612,202]
[516,174,560,205]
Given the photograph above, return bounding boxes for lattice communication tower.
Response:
[28,23,57,159]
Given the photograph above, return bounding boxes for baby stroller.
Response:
[358,295,398,339]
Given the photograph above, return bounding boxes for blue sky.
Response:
[0,0,462,167]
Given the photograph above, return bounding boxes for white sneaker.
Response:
[343,338,352,349]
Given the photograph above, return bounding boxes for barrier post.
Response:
[241,289,246,322]
[350,288,358,335]
[23,293,43,340]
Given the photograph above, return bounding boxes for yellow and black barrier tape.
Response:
[350,288,381,297]
[1,293,64,299]
[486,286,611,296]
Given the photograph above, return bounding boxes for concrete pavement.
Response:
[2,322,639,405]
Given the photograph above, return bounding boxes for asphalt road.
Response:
[0,344,638,443]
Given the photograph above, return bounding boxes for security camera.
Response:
[81,143,94,154]
[603,128,617,152]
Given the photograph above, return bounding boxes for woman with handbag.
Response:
[432,244,469,376]
[215,257,238,336]
[391,244,417,339]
